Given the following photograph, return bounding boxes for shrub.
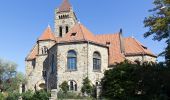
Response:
[6,92,20,100]
[0,92,4,100]
[81,77,93,96]
[31,90,50,100]
[59,81,69,94]
[22,90,34,100]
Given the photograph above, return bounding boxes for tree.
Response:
[101,62,170,100]
[144,0,170,65]
[0,58,26,92]
[59,81,69,94]
[144,0,170,41]
[81,77,93,96]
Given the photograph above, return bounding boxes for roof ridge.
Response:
[26,44,37,60]
[79,24,86,41]
[95,33,119,36]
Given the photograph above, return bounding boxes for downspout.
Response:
[87,41,89,77]
[142,53,144,64]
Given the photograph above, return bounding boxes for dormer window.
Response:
[142,45,147,49]
[106,42,111,45]
[71,32,77,36]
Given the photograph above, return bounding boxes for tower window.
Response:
[59,26,63,37]
[66,26,69,33]
[41,46,48,54]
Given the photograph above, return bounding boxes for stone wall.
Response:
[25,40,55,91]
[46,42,108,93]
[126,55,156,63]
[54,8,77,37]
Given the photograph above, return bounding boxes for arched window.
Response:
[67,50,77,71]
[51,54,55,73]
[68,80,77,91]
[66,26,69,33]
[93,52,101,71]
[59,26,62,37]
[42,46,48,54]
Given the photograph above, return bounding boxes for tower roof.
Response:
[58,0,72,12]
[38,26,56,41]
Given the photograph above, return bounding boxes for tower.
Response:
[54,0,77,37]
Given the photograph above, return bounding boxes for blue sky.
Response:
[0,0,166,73]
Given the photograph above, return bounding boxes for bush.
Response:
[31,90,50,100]
[81,77,93,96]
[57,90,94,99]
[0,92,4,100]
[59,81,69,93]
[101,61,170,99]
[22,90,34,100]
[6,92,20,100]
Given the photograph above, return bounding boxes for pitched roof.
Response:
[58,0,71,12]
[58,23,99,43]
[26,44,38,60]
[95,34,125,65]
[124,37,156,57]
[38,26,56,41]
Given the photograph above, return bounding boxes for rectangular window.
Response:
[68,58,76,70]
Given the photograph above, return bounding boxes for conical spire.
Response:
[58,0,72,12]
[38,25,56,41]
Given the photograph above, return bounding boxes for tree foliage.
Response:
[0,58,26,92]
[81,77,93,96]
[144,0,170,41]
[60,81,69,94]
[101,62,170,100]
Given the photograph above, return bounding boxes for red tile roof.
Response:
[58,23,99,43]
[26,44,38,60]
[58,0,71,12]
[38,26,56,41]
[95,34,125,65]
[124,37,156,57]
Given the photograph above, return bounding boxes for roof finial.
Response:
[78,19,81,24]
[132,33,134,38]
[48,24,50,28]
[119,28,123,34]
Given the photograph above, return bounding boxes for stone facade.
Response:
[45,42,108,92]
[126,55,156,63]
[25,40,55,91]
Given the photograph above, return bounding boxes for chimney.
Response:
[119,28,125,54]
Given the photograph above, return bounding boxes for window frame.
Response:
[93,51,101,71]
[67,50,77,71]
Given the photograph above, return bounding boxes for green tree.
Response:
[101,62,170,100]
[81,77,93,96]
[60,81,69,94]
[144,0,170,65]
[144,0,170,41]
[0,58,26,93]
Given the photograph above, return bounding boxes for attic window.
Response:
[142,45,147,49]
[106,42,111,45]
[71,32,77,36]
